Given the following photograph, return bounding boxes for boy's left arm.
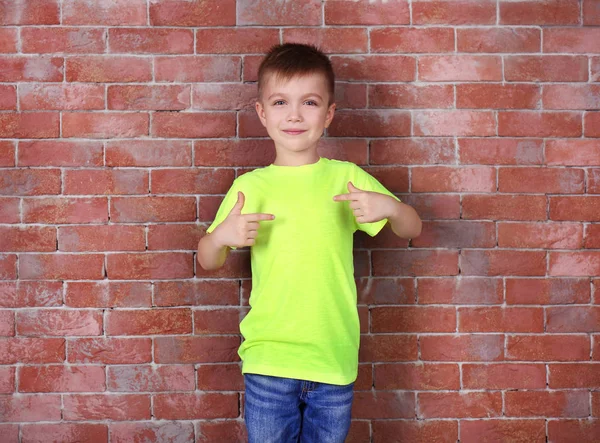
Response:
[333,181,422,239]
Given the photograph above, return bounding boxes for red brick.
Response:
[64,169,148,195]
[0,311,14,336]
[63,394,150,421]
[111,422,194,443]
[547,306,600,332]
[370,138,454,165]
[590,169,600,193]
[148,224,203,251]
[544,28,600,53]
[0,0,59,24]
[457,27,540,52]
[194,140,272,168]
[457,84,540,109]
[595,389,600,414]
[192,83,256,111]
[421,334,504,361]
[499,167,584,193]
[459,138,543,165]
[0,28,17,52]
[238,0,320,25]
[507,335,589,361]
[0,255,16,279]
[196,421,247,443]
[154,392,237,420]
[0,142,15,167]
[372,250,458,277]
[107,365,195,392]
[331,55,415,81]
[151,112,235,138]
[63,112,149,138]
[197,28,279,53]
[106,308,191,336]
[459,307,544,332]
[59,225,145,252]
[154,336,240,363]
[66,281,151,308]
[353,391,414,419]
[506,278,590,305]
[550,196,600,221]
[108,85,190,111]
[66,56,151,82]
[374,363,459,390]
[463,363,546,389]
[0,394,61,421]
[419,392,502,418]
[463,195,547,221]
[549,363,600,387]
[155,56,240,82]
[412,166,495,192]
[0,367,14,392]
[110,197,195,222]
[413,0,496,24]
[372,306,455,333]
[328,110,410,137]
[461,419,546,443]
[0,226,55,252]
[0,338,65,364]
[544,85,600,110]
[0,56,63,81]
[0,198,18,221]
[237,110,266,137]
[586,224,600,248]
[0,169,60,196]
[325,0,409,24]
[418,277,502,305]
[18,140,103,166]
[154,280,239,307]
[585,112,600,137]
[500,0,580,25]
[507,391,589,417]
[0,112,59,138]
[415,111,495,136]
[373,421,458,443]
[499,111,582,137]
[370,27,454,53]
[150,0,235,26]
[462,250,546,276]
[1,281,63,308]
[242,55,262,82]
[63,0,146,25]
[106,140,192,167]
[419,55,502,81]
[550,251,600,276]
[190,249,251,279]
[499,222,583,249]
[21,27,105,53]
[107,253,194,280]
[369,85,453,109]
[151,168,232,195]
[548,420,600,443]
[335,83,367,109]
[21,424,107,442]
[17,309,102,336]
[196,364,244,391]
[412,221,495,248]
[593,57,600,81]
[23,197,108,223]
[19,365,105,393]
[110,28,193,54]
[584,0,600,24]
[505,55,588,81]
[546,139,600,165]
[283,27,368,54]
[68,338,151,364]
[0,86,16,110]
[18,253,103,280]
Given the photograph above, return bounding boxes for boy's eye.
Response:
[304,100,318,106]
[273,100,285,105]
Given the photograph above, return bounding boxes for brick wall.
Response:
[1,0,599,442]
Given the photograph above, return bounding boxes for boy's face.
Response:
[255,73,336,159]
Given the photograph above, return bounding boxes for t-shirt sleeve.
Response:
[350,164,401,237]
[206,179,241,249]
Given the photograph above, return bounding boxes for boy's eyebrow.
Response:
[267,92,323,100]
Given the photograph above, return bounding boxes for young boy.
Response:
[197,43,422,443]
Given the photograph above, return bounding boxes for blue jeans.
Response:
[243,373,354,443]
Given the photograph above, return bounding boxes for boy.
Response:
[197,43,422,443]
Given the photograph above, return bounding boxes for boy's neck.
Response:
[272,150,321,167]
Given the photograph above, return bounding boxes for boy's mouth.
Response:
[282,130,306,135]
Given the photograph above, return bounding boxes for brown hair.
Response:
[257,43,335,105]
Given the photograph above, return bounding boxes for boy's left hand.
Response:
[333,181,396,224]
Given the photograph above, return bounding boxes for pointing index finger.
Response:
[244,213,275,221]
[333,193,357,202]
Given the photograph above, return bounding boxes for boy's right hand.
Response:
[211,191,275,249]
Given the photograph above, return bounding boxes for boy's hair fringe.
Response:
[257,43,335,105]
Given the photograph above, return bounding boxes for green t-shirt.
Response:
[206,157,400,385]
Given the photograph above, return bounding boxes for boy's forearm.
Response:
[197,232,229,270]
[387,200,422,239]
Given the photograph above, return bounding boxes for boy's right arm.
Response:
[197,232,230,271]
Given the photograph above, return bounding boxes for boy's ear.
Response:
[255,101,267,128]
[324,102,336,129]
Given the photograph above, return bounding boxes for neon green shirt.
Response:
[207,157,400,385]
